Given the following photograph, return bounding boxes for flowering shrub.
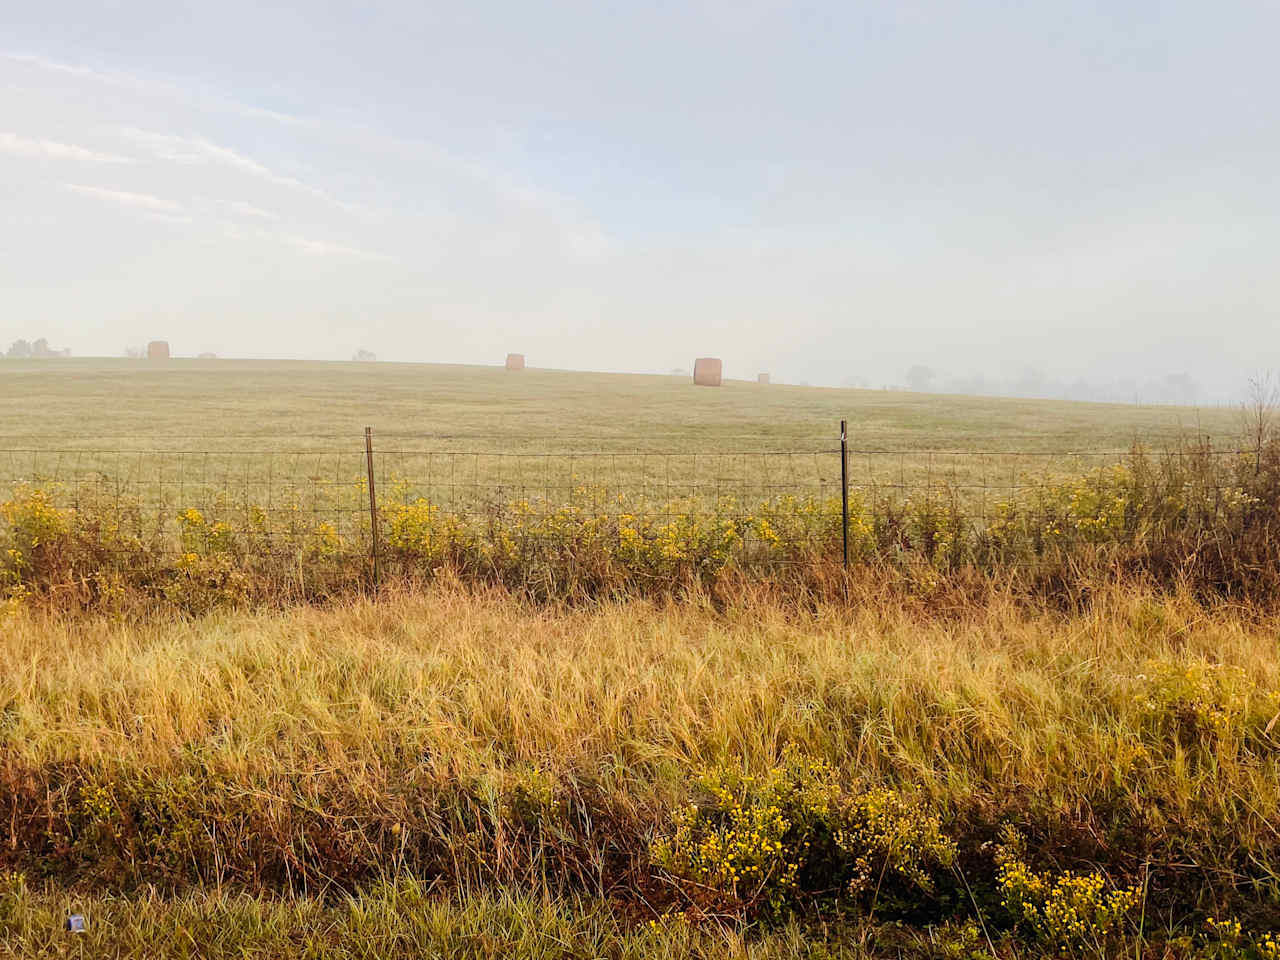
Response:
[1041,466,1134,544]
[386,498,441,559]
[1198,917,1280,960]
[305,521,343,559]
[177,507,236,556]
[903,497,970,568]
[995,827,1140,953]
[0,485,70,585]
[651,750,956,922]
[1135,661,1247,743]
[1132,661,1280,755]
[383,491,776,584]
[750,494,859,561]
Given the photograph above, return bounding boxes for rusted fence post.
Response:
[840,418,849,571]
[365,426,381,589]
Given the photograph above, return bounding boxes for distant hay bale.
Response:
[757,373,770,384]
[505,353,525,371]
[693,357,722,387]
[147,340,170,361]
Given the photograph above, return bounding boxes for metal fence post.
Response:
[840,418,850,573]
[365,426,381,589]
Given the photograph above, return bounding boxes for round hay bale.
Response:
[693,357,722,387]
[505,353,526,371]
[757,373,770,384]
[147,340,170,361]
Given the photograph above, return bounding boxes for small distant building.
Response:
[505,353,526,370]
[147,340,170,360]
[693,357,722,387]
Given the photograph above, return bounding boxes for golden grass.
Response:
[5,582,1275,777]
[3,583,1278,895]
[2,581,1280,954]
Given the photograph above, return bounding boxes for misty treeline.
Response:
[3,337,70,359]
[880,364,1210,405]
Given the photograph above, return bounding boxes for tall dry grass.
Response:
[2,580,1277,931]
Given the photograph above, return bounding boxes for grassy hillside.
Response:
[0,357,1236,450]
[0,358,1244,528]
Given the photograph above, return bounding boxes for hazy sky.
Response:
[2,1,1277,395]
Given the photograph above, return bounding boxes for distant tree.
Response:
[125,346,145,359]
[352,349,377,362]
[944,374,990,396]
[7,339,32,359]
[904,365,936,393]
[1162,373,1199,406]
[1241,372,1277,458]
[1013,368,1046,398]
[1064,378,1093,402]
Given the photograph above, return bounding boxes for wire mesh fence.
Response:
[0,427,1263,573]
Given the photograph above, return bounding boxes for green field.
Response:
[0,357,1235,449]
[0,359,1238,521]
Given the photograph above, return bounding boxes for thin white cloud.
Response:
[10,50,590,260]
[220,221,390,261]
[115,126,352,210]
[64,183,184,214]
[3,51,117,82]
[227,200,278,220]
[144,211,195,225]
[114,128,272,179]
[3,50,303,126]
[192,138,272,176]
[6,52,543,228]
[235,104,305,126]
[275,231,392,261]
[0,131,132,164]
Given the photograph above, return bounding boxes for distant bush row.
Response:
[3,337,70,359]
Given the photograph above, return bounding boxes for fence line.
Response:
[0,425,1266,574]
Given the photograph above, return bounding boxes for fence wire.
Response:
[0,432,1260,568]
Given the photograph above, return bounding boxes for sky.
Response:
[1,0,1277,398]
